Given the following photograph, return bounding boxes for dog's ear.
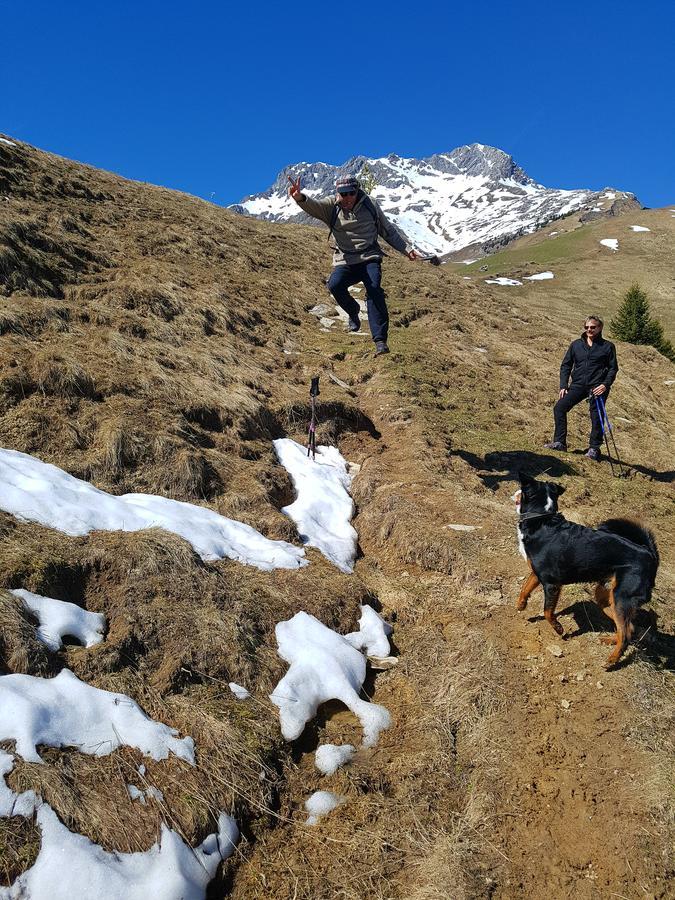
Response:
[552,483,566,496]
[518,471,535,486]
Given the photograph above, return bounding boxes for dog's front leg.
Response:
[517,561,539,611]
[543,583,564,636]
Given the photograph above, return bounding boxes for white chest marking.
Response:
[517,525,527,560]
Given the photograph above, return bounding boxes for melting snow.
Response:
[524,271,555,280]
[344,605,393,659]
[0,668,195,764]
[0,137,16,146]
[229,682,251,700]
[3,803,238,900]
[629,225,650,232]
[273,439,357,573]
[270,611,391,747]
[0,447,306,570]
[10,588,106,651]
[599,239,619,251]
[315,743,356,775]
[485,277,522,286]
[305,790,344,825]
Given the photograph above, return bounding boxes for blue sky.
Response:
[2,0,673,208]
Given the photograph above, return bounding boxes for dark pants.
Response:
[327,261,388,343]
[553,384,610,449]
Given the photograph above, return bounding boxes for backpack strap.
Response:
[327,189,379,243]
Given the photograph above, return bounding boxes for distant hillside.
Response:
[231,143,641,258]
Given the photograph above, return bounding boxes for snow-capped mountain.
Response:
[231,144,640,258]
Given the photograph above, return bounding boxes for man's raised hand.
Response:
[288,174,303,202]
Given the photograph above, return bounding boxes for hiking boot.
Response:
[347,315,360,333]
[374,341,390,356]
[585,447,601,461]
[543,441,567,452]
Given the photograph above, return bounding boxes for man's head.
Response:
[583,315,603,340]
[335,175,359,211]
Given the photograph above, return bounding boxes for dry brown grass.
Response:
[0,135,673,895]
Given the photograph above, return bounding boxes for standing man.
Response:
[544,315,618,461]
[288,173,418,355]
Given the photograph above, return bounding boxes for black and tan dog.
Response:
[514,472,659,667]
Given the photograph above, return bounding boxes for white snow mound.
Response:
[270,612,391,747]
[524,271,555,280]
[0,447,306,570]
[629,225,650,232]
[315,744,356,775]
[345,605,393,659]
[10,588,106,651]
[273,438,357,573]
[0,668,195,764]
[1,804,238,900]
[305,790,345,825]
[599,238,619,251]
[485,277,522,286]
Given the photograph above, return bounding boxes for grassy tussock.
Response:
[356,491,456,574]
[0,590,54,676]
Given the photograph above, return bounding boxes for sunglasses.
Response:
[338,190,356,196]
[585,325,600,330]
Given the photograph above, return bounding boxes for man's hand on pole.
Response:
[591,384,607,396]
[407,249,418,260]
[287,175,303,203]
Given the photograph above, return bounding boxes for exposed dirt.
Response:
[0,135,673,898]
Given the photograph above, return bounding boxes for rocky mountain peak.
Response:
[232,145,639,257]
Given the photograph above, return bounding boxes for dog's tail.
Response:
[598,518,660,591]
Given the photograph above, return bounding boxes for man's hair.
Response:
[584,315,603,328]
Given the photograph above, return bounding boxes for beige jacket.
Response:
[297,190,412,266]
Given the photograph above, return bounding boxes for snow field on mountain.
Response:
[273,438,357,573]
[10,588,106,651]
[0,447,306,570]
[270,610,392,748]
[236,144,633,256]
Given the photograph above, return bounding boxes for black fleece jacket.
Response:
[559,334,618,390]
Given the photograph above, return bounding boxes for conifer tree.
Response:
[358,162,377,195]
[610,283,675,362]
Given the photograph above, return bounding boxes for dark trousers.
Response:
[327,261,388,343]
[553,384,610,449]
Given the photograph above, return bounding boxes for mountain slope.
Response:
[232,143,640,258]
[0,134,673,899]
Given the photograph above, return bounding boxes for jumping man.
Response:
[288,173,418,355]
[544,315,619,461]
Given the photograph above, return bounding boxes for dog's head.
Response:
[516,472,565,516]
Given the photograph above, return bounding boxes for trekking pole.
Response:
[307,376,320,460]
[416,253,441,266]
[593,394,627,477]
[598,395,628,477]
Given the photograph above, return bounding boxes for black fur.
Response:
[516,472,659,665]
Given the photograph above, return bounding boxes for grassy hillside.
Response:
[1,135,673,898]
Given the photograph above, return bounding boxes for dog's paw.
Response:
[516,598,528,611]
[552,620,564,636]
[599,635,616,646]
